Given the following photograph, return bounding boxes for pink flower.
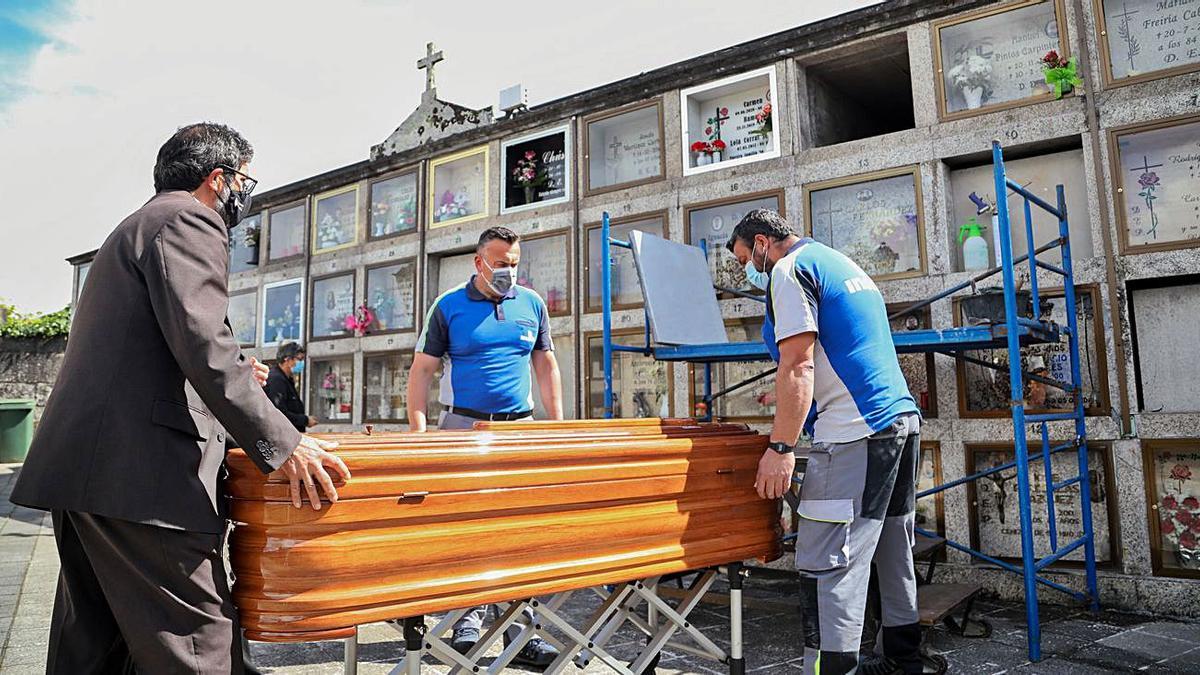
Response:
[1181,531,1198,549]
[525,150,536,160]
[1139,172,1161,189]
[762,103,772,116]
[720,107,728,115]
[1169,464,1192,482]
[1185,496,1200,510]
[1179,510,1195,526]
[705,126,712,135]
[1162,518,1177,535]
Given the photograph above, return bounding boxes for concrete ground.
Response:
[3,463,1199,674]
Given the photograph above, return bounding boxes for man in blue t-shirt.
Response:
[406,226,563,667]
[726,209,922,675]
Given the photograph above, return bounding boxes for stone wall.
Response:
[0,338,66,426]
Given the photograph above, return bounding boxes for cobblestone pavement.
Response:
[3,464,1198,674]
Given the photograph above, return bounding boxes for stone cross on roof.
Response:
[418,42,444,97]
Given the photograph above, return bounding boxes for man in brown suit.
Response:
[10,122,351,674]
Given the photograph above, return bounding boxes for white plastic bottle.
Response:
[959,216,990,271]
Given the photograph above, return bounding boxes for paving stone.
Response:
[1064,643,1156,671]
[1041,618,1128,643]
[1095,629,1193,662]
[940,638,1032,674]
[992,626,1091,659]
[1130,621,1200,643]
[1004,656,1127,673]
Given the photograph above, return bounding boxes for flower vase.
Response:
[247,245,259,266]
[963,86,984,109]
[523,186,536,205]
[710,150,722,163]
[695,153,710,167]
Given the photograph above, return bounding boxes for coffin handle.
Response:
[400,491,430,501]
[716,468,735,475]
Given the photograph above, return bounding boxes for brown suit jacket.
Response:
[11,191,301,533]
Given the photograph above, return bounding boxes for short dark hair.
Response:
[476,226,520,252]
[726,208,795,253]
[153,122,253,193]
[277,342,304,361]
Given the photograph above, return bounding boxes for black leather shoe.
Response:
[512,637,559,668]
[450,626,480,655]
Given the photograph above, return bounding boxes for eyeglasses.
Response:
[217,164,258,195]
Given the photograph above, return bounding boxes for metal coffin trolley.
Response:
[226,418,782,674]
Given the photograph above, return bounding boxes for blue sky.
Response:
[0,0,71,108]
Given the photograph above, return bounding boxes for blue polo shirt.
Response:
[417,277,553,414]
[765,238,917,443]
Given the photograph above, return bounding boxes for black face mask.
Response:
[216,179,253,228]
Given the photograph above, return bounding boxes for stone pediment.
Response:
[371,43,494,160]
[370,92,494,160]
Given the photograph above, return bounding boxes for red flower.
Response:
[720,107,728,116]
[1179,510,1195,526]
[1169,464,1193,482]
[691,141,710,153]
[1184,496,1200,509]
[1181,531,1198,549]
[711,139,727,150]
[1164,495,1179,510]
[705,126,712,135]
[1043,50,1060,65]
[1162,518,1176,534]
[1192,520,1200,534]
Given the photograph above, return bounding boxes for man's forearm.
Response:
[406,370,431,430]
[770,359,814,445]
[540,364,564,420]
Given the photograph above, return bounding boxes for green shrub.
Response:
[0,304,71,339]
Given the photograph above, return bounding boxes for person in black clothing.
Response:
[264,342,316,432]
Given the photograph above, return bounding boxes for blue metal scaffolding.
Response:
[599,140,1099,661]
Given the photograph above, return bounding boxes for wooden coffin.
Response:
[225,418,782,642]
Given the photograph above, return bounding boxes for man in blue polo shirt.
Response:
[406,225,563,667]
[726,209,923,675]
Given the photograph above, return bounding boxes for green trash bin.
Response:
[0,399,36,463]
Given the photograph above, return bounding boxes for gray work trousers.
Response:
[437,410,537,642]
[795,413,923,675]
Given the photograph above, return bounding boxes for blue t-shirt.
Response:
[417,277,553,414]
[765,239,917,443]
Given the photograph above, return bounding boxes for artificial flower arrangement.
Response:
[513,150,549,193]
[1041,50,1082,99]
[317,213,347,248]
[751,92,772,139]
[947,51,994,110]
[434,188,470,222]
[344,302,375,337]
[690,139,727,166]
[372,194,417,236]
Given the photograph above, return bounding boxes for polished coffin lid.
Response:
[226,418,782,642]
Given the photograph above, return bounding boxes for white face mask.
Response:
[744,240,769,291]
[481,258,516,295]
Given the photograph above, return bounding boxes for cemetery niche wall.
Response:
[801,33,916,147]
[1094,0,1200,87]
[261,278,304,348]
[933,0,1068,119]
[804,166,926,281]
[312,186,359,254]
[583,100,665,195]
[365,260,417,334]
[680,66,779,175]
[501,126,570,213]
[429,146,489,227]
[267,202,306,262]
[369,170,419,239]
[1110,114,1200,254]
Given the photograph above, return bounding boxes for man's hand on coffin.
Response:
[248,357,269,387]
[755,449,795,500]
[280,435,351,509]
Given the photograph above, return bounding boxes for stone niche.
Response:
[801,33,915,148]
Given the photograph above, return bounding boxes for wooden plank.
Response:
[917,582,982,626]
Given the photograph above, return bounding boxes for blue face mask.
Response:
[292,359,305,374]
[744,242,769,291]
